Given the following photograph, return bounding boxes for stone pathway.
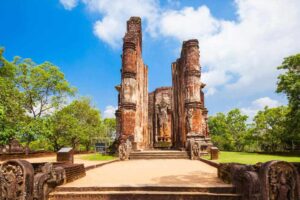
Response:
[61,159,228,187]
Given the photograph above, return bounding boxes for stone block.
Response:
[210,147,219,160]
[57,147,74,164]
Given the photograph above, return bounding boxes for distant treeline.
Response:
[209,54,300,152]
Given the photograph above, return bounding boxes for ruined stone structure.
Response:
[115,17,149,150]
[116,17,211,153]
[172,40,211,151]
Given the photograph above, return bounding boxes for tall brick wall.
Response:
[116,17,148,150]
[172,39,210,148]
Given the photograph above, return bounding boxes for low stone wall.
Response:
[199,157,220,168]
[0,151,55,161]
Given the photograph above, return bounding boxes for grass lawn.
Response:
[204,151,300,164]
[79,153,117,161]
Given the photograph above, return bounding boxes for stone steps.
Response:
[54,186,236,193]
[129,150,190,160]
[49,186,242,200]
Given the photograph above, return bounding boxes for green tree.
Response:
[13,58,76,147]
[208,113,232,150]
[15,58,76,118]
[252,106,289,152]
[277,54,300,147]
[226,109,249,151]
[102,118,116,141]
[50,98,102,151]
[0,48,25,144]
[208,109,249,151]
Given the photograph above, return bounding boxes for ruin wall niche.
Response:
[122,77,137,104]
[116,17,149,150]
[148,87,173,147]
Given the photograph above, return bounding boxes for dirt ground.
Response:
[61,159,228,187]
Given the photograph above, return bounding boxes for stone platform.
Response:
[129,150,189,159]
[49,159,241,199]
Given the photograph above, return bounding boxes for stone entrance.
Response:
[115,17,212,153]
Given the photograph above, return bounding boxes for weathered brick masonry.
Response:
[116,17,211,151]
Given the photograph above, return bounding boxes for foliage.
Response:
[0,48,25,144]
[15,58,76,118]
[49,98,102,151]
[101,118,116,141]
[204,151,300,164]
[208,109,249,151]
[276,54,300,146]
[251,106,289,152]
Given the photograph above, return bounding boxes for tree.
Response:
[15,58,76,118]
[102,118,116,141]
[208,113,232,150]
[50,98,102,151]
[208,109,249,151]
[12,57,76,148]
[0,48,25,144]
[252,106,289,152]
[226,109,249,151]
[277,54,300,147]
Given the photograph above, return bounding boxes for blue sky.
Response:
[1,0,299,119]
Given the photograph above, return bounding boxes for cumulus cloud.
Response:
[103,105,117,118]
[158,6,220,40]
[82,0,159,48]
[241,97,282,119]
[158,0,300,96]
[60,0,78,10]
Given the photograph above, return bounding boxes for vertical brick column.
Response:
[117,17,149,150]
[120,40,137,142]
[183,39,203,137]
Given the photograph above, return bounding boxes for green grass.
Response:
[204,151,300,164]
[79,153,117,161]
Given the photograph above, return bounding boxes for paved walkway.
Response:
[61,159,228,187]
[0,154,114,168]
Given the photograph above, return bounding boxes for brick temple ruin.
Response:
[1,16,299,200]
[115,17,212,154]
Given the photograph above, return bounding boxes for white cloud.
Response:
[103,105,117,118]
[158,6,220,41]
[60,0,78,10]
[241,97,282,119]
[83,0,159,48]
[252,97,281,109]
[158,0,300,96]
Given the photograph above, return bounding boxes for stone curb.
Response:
[84,159,119,171]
